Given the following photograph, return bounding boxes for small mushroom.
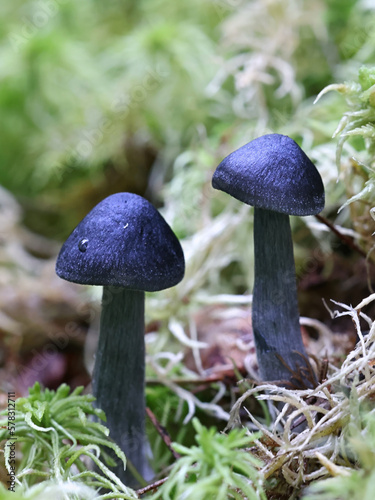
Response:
[212,134,324,387]
[55,192,185,483]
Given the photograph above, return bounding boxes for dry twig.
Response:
[146,407,181,460]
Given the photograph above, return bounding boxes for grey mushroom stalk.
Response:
[94,287,146,482]
[252,207,309,385]
[212,134,325,387]
[55,192,185,484]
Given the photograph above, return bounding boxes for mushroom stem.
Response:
[92,286,150,485]
[252,208,316,387]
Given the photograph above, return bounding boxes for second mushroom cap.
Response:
[212,133,324,215]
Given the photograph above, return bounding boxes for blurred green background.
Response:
[2,0,373,240]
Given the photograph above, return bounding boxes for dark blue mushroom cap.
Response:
[56,193,185,292]
[212,134,325,216]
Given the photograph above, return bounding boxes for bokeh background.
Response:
[1,0,375,430]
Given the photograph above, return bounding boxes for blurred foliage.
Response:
[0,481,99,500]
[3,0,372,237]
[1,0,375,266]
[0,0,222,197]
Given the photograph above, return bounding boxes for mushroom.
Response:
[55,192,185,483]
[212,134,324,387]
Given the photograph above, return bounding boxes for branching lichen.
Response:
[225,295,375,496]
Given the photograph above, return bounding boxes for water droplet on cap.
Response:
[78,238,88,252]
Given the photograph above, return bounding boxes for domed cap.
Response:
[56,193,185,292]
[212,134,324,216]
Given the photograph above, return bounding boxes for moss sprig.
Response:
[0,382,137,499]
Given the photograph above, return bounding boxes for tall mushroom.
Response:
[212,134,324,387]
[55,192,185,483]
